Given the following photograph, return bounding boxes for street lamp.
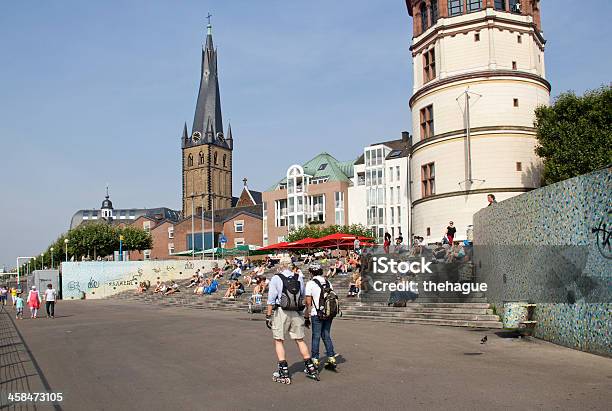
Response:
[50,247,54,269]
[40,253,44,270]
[119,235,124,261]
[64,238,69,262]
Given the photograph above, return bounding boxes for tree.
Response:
[286,224,374,242]
[119,225,153,251]
[534,85,612,185]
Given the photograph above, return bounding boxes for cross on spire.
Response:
[243,177,248,187]
[206,13,212,26]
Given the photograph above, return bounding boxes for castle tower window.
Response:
[198,152,204,165]
[517,35,522,44]
[430,1,438,25]
[420,105,434,140]
[513,98,519,107]
[214,152,218,165]
[494,0,507,11]
[467,0,483,13]
[475,32,480,42]
[188,154,193,167]
[512,61,517,70]
[509,0,521,13]
[223,154,227,167]
[423,49,436,82]
[420,3,429,33]
[448,0,463,16]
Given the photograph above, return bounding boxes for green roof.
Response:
[267,152,355,191]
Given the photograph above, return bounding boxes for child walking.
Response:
[15,293,24,319]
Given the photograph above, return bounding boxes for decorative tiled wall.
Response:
[473,167,611,356]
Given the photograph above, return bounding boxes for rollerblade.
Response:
[272,361,291,384]
[312,358,320,369]
[324,356,338,372]
[303,358,320,381]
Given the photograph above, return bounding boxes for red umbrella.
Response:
[257,241,289,252]
[285,237,319,250]
[316,233,373,249]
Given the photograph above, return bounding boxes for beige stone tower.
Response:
[182,22,233,216]
[405,0,549,243]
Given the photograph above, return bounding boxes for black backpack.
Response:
[313,278,340,320]
[277,273,304,311]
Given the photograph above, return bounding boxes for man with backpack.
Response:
[266,263,319,384]
[304,263,339,371]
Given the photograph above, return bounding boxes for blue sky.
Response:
[0,0,610,268]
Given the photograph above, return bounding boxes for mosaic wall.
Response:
[61,259,217,299]
[473,167,611,356]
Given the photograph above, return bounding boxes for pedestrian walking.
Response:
[27,286,41,319]
[446,222,456,244]
[44,284,57,318]
[305,263,340,371]
[266,263,319,384]
[0,285,7,306]
[11,286,18,306]
[15,293,24,319]
[384,232,391,254]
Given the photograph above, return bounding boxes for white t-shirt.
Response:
[305,275,333,317]
[44,288,57,302]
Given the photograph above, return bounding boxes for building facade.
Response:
[405,0,549,243]
[262,153,354,246]
[348,132,411,240]
[181,22,233,216]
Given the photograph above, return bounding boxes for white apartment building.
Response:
[349,133,411,240]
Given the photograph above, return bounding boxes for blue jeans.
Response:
[311,316,335,360]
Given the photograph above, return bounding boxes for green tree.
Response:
[119,225,153,251]
[534,85,612,185]
[66,223,119,259]
[286,224,373,242]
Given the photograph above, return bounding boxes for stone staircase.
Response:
[107,261,502,329]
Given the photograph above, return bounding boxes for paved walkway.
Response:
[4,301,612,410]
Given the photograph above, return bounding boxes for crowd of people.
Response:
[0,284,58,319]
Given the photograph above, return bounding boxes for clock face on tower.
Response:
[192,131,202,142]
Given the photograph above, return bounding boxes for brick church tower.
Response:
[182,21,233,217]
[405,0,549,243]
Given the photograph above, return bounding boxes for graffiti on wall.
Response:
[61,259,217,300]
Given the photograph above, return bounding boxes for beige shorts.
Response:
[271,307,305,341]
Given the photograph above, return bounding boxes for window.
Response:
[235,238,245,246]
[168,226,174,239]
[82,210,89,220]
[187,154,193,167]
[318,163,328,171]
[390,187,394,204]
[427,227,431,236]
[513,98,519,107]
[198,152,204,165]
[494,0,507,11]
[423,49,436,83]
[396,166,400,181]
[421,163,435,198]
[335,210,344,224]
[334,192,344,209]
[234,220,244,233]
[467,0,482,12]
[168,243,175,254]
[512,61,517,70]
[430,0,438,25]
[389,167,394,182]
[474,33,480,42]
[388,150,402,158]
[397,206,401,224]
[143,250,151,260]
[420,105,434,140]
[213,152,218,165]
[509,0,521,13]
[517,35,522,44]
[223,154,227,167]
[516,162,522,171]
[448,0,463,16]
[143,221,151,232]
[390,207,394,225]
[420,3,428,33]
[129,210,136,219]
[396,186,401,204]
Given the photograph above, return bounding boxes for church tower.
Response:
[182,21,233,217]
[405,0,549,242]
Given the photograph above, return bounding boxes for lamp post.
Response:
[40,253,44,270]
[119,235,124,261]
[16,257,34,289]
[50,247,54,269]
[64,238,69,262]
